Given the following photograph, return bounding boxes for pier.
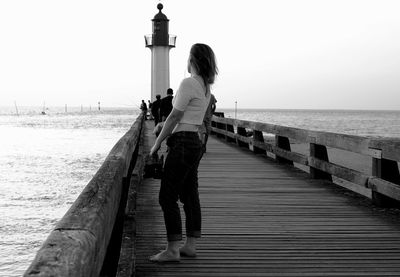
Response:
[25,112,400,276]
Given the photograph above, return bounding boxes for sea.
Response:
[1,106,399,276]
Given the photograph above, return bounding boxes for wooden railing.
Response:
[24,113,146,277]
[211,115,400,207]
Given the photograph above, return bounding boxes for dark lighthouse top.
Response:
[145,4,176,47]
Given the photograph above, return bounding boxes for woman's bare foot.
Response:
[149,249,180,263]
[150,240,181,263]
[179,245,197,257]
[180,237,197,257]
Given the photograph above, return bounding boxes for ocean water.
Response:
[221,109,400,138]
[0,107,399,276]
[0,107,139,276]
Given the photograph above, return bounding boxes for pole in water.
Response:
[41,101,46,115]
[14,101,19,116]
[235,101,237,120]
[98,101,101,111]
[65,104,67,113]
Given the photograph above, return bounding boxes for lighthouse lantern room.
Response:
[145,4,176,101]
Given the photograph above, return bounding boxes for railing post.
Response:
[226,123,236,143]
[213,112,226,139]
[370,148,400,207]
[237,126,249,148]
[275,135,293,165]
[252,130,266,155]
[309,140,332,181]
[211,120,216,135]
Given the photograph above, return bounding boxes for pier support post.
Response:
[252,130,266,155]
[275,136,293,165]
[371,149,400,207]
[237,126,249,148]
[226,123,236,143]
[213,112,226,139]
[217,122,226,139]
[310,143,332,181]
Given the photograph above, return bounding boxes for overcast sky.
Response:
[0,0,399,109]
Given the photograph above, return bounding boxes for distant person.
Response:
[149,43,218,263]
[160,88,173,121]
[151,94,162,126]
[148,100,153,120]
[199,93,217,153]
[140,100,148,119]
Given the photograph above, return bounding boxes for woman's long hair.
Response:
[189,43,218,88]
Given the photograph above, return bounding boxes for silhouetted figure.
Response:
[140,100,148,119]
[151,94,162,126]
[160,88,173,121]
[148,100,153,120]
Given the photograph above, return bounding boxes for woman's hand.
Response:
[150,142,161,156]
[149,108,183,156]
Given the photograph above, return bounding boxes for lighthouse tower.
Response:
[145,4,176,101]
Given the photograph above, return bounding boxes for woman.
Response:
[149,43,218,262]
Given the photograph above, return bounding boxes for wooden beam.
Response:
[368,177,400,202]
[308,157,369,187]
[274,147,308,165]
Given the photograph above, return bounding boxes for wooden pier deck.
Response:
[134,123,400,276]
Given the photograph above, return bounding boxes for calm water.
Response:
[222,108,400,138]
[1,107,399,276]
[0,107,139,276]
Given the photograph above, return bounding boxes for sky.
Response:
[0,0,399,110]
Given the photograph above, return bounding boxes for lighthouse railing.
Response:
[144,35,153,47]
[145,34,176,47]
[169,35,177,47]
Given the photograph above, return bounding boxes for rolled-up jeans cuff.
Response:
[187,231,201,238]
[167,234,182,242]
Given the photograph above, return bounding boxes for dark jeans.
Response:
[159,131,203,242]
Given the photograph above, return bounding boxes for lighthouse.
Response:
[145,4,176,101]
